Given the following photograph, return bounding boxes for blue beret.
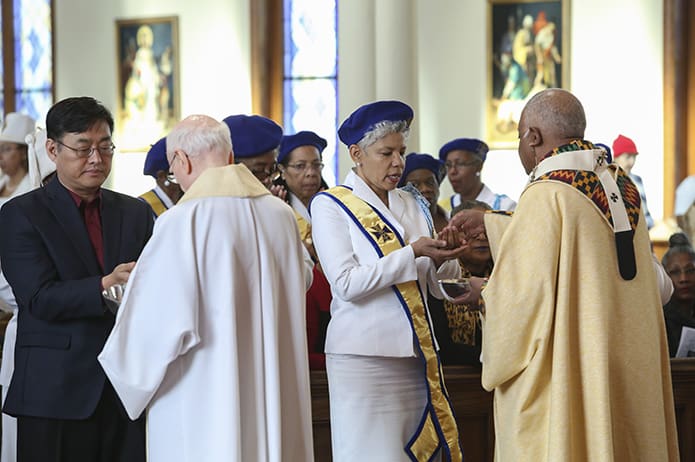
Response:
[595,143,613,163]
[222,114,283,158]
[278,131,328,164]
[143,137,168,178]
[338,100,413,146]
[439,138,489,162]
[398,153,445,186]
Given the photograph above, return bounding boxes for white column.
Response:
[337,0,376,181]
[374,0,418,150]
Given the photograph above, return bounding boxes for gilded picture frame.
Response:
[115,16,180,152]
[487,0,571,148]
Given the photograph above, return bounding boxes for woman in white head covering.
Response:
[0,113,36,208]
[0,126,55,462]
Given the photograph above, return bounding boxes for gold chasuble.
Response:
[480,142,679,462]
[321,186,463,462]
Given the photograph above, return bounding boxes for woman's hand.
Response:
[269,184,287,201]
[411,236,468,268]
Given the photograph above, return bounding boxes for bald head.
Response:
[516,89,587,174]
[521,89,586,141]
[166,115,234,190]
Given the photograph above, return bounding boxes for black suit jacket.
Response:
[0,177,153,419]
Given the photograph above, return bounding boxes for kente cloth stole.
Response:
[139,190,167,217]
[319,186,463,462]
[531,140,641,279]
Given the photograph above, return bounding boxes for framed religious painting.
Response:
[115,16,180,152]
[487,0,570,148]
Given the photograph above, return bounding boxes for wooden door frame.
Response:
[250,0,284,123]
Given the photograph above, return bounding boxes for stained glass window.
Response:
[283,0,338,186]
[13,0,53,121]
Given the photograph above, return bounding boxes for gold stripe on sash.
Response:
[139,190,167,217]
[294,210,312,243]
[324,186,462,462]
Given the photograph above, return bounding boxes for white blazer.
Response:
[310,172,460,357]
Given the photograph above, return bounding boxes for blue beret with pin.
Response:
[143,137,168,178]
[398,153,446,186]
[595,143,613,164]
[438,138,489,162]
[278,131,328,164]
[338,100,414,147]
[222,114,283,158]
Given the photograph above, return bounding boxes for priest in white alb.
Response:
[98,114,314,462]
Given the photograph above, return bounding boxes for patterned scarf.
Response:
[443,262,490,345]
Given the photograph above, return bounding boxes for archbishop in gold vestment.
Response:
[481,179,679,461]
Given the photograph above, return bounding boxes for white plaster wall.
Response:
[54,0,251,197]
[337,0,419,183]
[572,0,664,221]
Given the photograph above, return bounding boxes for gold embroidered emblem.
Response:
[369,224,393,243]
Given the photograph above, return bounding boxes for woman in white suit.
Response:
[310,101,465,462]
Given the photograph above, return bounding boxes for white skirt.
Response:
[326,354,439,462]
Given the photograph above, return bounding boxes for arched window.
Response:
[0,0,54,121]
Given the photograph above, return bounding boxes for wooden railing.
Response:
[311,360,695,461]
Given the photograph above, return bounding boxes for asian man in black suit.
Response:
[0,97,153,462]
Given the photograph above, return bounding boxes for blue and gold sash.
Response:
[138,190,168,217]
[319,185,463,462]
[294,210,312,243]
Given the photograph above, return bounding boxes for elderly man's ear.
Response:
[526,127,542,147]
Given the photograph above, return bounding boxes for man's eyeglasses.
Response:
[286,162,324,173]
[56,140,115,159]
[166,150,188,184]
[445,159,480,170]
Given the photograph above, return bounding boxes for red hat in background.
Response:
[612,134,638,158]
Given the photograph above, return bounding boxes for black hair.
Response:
[451,199,491,216]
[46,97,114,141]
[662,232,695,267]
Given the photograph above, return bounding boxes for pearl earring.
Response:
[475,172,480,177]
[164,180,171,187]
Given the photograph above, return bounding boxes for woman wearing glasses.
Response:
[275,131,332,370]
[222,114,283,190]
[662,232,695,356]
[311,101,466,461]
[438,137,516,212]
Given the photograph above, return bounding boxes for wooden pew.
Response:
[311,360,695,461]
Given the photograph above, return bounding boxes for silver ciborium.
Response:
[102,284,126,314]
